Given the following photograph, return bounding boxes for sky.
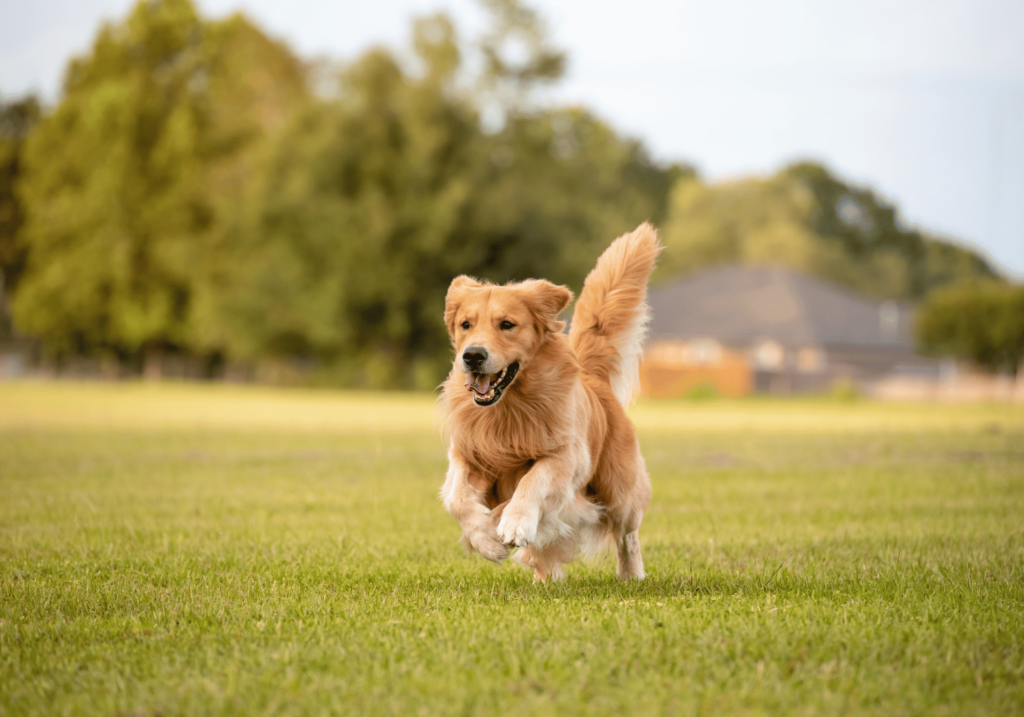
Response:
[2,0,1022,278]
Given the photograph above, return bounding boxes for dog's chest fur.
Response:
[444,334,584,494]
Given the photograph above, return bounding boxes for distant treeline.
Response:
[0,0,1007,386]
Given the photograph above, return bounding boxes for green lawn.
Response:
[1,383,1022,716]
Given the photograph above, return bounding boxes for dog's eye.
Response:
[460,321,471,330]
[500,321,516,330]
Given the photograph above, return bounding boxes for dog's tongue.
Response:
[466,372,495,395]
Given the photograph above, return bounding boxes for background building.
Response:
[641,266,935,398]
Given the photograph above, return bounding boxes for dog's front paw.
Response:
[496,503,539,548]
[460,513,508,563]
[464,529,508,564]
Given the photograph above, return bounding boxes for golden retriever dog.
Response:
[439,223,661,581]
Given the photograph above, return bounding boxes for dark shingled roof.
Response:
[647,266,914,347]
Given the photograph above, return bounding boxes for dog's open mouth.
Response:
[465,362,520,406]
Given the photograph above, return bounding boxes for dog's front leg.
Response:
[496,451,580,548]
[440,449,507,563]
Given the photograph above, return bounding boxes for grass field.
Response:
[1,382,1022,716]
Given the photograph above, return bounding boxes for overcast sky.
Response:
[2,0,1022,277]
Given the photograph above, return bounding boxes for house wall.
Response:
[640,340,752,398]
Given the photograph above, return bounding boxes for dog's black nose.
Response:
[462,346,488,371]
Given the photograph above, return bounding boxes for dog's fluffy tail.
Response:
[569,223,662,406]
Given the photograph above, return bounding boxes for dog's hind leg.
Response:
[610,452,651,580]
[615,527,645,580]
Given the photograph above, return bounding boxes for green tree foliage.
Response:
[11,0,305,359]
[917,281,1024,376]
[0,95,41,336]
[657,162,998,301]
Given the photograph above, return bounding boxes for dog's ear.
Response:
[444,275,483,335]
[520,279,574,333]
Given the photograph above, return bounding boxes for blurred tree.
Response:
[917,281,1024,376]
[0,94,40,336]
[657,162,999,301]
[11,0,306,364]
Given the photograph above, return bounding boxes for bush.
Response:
[684,383,720,401]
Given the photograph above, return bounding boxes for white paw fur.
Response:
[496,502,540,547]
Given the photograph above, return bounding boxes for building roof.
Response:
[647,266,915,347]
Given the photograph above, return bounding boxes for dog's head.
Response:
[444,276,573,406]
